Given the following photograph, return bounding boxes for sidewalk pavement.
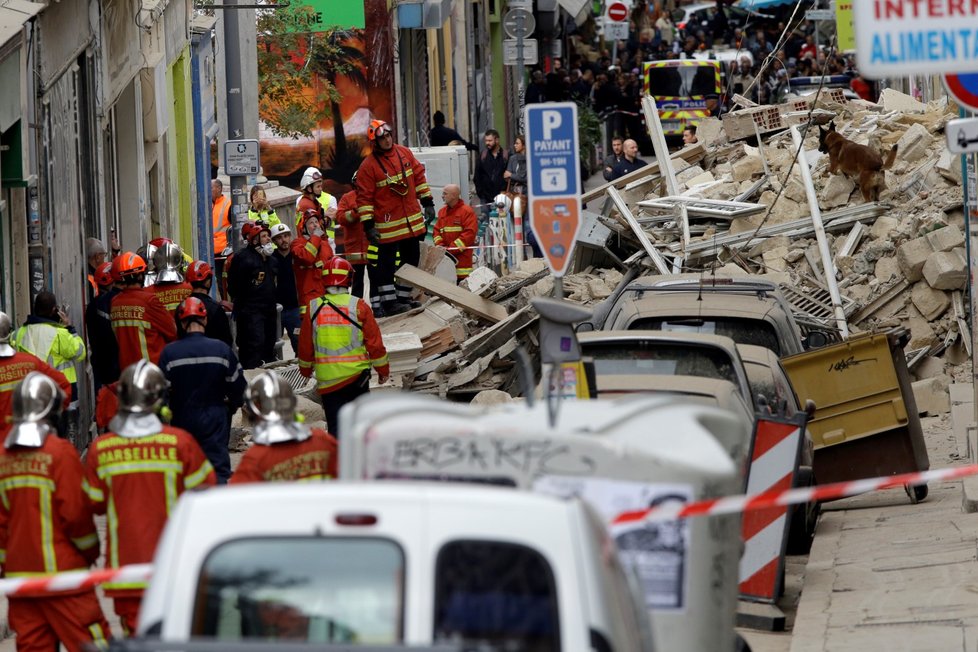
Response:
[789,415,978,651]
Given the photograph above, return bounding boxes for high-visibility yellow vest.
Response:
[12,322,86,384]
[317,192,337,241]
[309,293,368,392]
[248,208,281,227]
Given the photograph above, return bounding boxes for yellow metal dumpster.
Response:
[781,330,929,501]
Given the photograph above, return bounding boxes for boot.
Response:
[372,304,388,319]
[382,301,412,316]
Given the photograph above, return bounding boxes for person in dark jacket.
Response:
[85,262,120,391]
[429,111,478,150]
[610,138,649,179]
[269,223,300,354]
[159,297,246,484]
[182,260,233,347]
[473,129,508,215]
[226,222,278,368]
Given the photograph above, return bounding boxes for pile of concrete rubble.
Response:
[255,89,968,418]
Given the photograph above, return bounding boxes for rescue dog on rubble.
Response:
[817,122,898,202]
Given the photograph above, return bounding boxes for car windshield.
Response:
[434,540,560,651]
[192,537,404,643]
[582,340,739,386]
[631,317,782,356]
[646,64,719,97]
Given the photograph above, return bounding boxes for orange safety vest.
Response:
[213,195,232,254]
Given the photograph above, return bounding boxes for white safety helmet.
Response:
[152,242,185,283]
[244,371,311,445]
[0,312,14,357]
[299,167,323,192]
[110,360,169,438]
[270,223,291,239]
[5,372,65,449]
[493,193,512,213]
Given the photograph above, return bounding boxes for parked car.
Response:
[737,343,819,553]
[138,482,655,651]
[590,273,809,356]
[786,75,861,101]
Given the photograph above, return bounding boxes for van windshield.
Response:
[631,317,782,355]
[434,540,560,651]
[646,65,718,97]
[192,537,404,644]
[582,340,740,387]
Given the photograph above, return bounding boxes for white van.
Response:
[341,394,746,652]
[138,482,654,651]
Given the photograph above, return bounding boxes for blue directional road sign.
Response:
[525,102,582,277]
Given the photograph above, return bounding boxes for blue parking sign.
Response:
[526,103,581,198]
[525,102,582,277]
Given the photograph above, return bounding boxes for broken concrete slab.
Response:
[910,281,951,321]
[820,174,855,209]
[911,375,951,415]
[921,249,967,290]
[874,256,899,284]
[896,123,933,163]
[923,224,964,253]
[896,236,933,282]
[869,215,899,240]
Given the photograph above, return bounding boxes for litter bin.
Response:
[781,329,929,502]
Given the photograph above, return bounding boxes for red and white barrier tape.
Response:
[6,464,978,596]
[0,563,153,597]
[613,463,978,526]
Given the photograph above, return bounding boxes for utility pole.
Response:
[222,0,248,253]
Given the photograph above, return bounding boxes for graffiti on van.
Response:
[387,436,598,477]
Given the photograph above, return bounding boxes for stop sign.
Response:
[607,1,628,21]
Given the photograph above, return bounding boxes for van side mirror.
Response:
[803,331,829,350]
[804,399,817,419]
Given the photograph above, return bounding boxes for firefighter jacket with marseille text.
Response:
[433,199,478,279]
[150,281,193,316]
[355,143,432,244]
[0,436,100,584]
[230,429,338,483]
[83,425,215,597]
[299,292,389,391]
[110,288,178,369]
[336,190,371,265]
[0,353,70,438]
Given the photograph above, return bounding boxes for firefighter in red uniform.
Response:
[299,257,389,437]
[230,371,338,483]
[336,171,381,311]
[149,242,193,314]
[0,373,110,652]
[109,252,177,369]
[292,208,334,377]
[0,311,71,439]
[355,119,434,315]
[83,360,216,635]
[433,183,478,282]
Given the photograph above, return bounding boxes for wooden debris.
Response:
[395,265,509,322]
[378,299,466,358]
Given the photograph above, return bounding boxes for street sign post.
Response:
[224,139,260,176]
[854,2,978,77]
[945,73,978,113]
[503,39,538,66]
[947,118,978,155]
[604,0,630,42]
[525,103,582,293]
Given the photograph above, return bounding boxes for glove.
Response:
[423,205,436,226]
[311,227,325,238]
[365,225,381,246]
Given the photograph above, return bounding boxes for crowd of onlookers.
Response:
[518,1,877,152]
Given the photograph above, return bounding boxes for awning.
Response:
[737,0,800,8]
[0,0,43,50]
